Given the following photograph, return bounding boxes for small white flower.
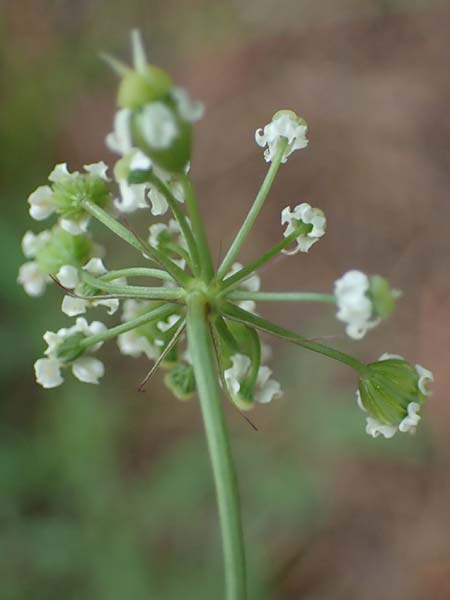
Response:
[106,109,133,155]
[57,258,119,317]
[255,110,308,163]
[170,87,204,122]
[17,262,50,297]
[28,185,55,221]
[224,353,282,406]
[281,203,326,255]
[334,270,379,340]
[114,151,151,213]
[34,317,106,388]
[21,230,51,258]
[138,102,178,150]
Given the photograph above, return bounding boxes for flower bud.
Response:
[368,275,400,320]
[357,353,433,438]
[118,66,173,110]
[164,363,196,400]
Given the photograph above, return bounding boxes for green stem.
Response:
[147,173,202,277]
[82,272,185,301]
[228,291,336,304]
[222,302,367,375]
[217,139,288,280]
[186,292,246,600]
[82,200,190,286]
[181,176,215,282]
[219,226,306,293]
[101,267,174,282]
[78,303,176,350]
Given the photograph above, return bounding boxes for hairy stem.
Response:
[187,292,247,600]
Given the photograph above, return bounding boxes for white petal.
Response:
[148,186,169,216]
[398,402,421,433]
[72,356,104,384]
[34,358,63,388]
[138,102,178,150]
[157,314,180,332]
[115,181,148,213]
[171,86,205,122]
[106,109,133,155]
[59,216,90,235]
[83,258,107,276]
[415,364,433,395]
[255,366,282,404]
[57,265,79,288]
[61,295,86,316]
[93,298,120,315]
[365,417,397,439]
[21,230,51,258]
[17,262,48,297]
[49,163,71,182]
[84,161,109,181]
[28,186,55,220]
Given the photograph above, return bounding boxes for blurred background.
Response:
[2,1,450,598]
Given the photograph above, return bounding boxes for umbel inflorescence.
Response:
[19,30,433,443]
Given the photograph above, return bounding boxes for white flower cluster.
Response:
[224,353,282,406]
[255,110,308,163]
[334,270,379,340]
[57,258,121,317]
[34,318,106,388]
[281,203,326,255]
[28,162,109,235]
[357,353,434,439]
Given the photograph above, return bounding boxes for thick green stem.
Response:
[217,139,288,280]
[228,291,336,304]
[186,292,246,600]
[181,176,215,282]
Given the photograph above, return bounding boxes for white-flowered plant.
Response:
[19,30,433,599]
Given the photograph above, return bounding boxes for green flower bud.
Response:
[35,227,91,275]
[118,66,173,110]
[357,353,433,438]
[131,98,192,173]
[164,363,196,400]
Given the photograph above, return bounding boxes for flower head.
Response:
[28,162,110,234]
[281,203,326,254]
[34,317,106,388]
[255,110,308,163]
[18,227,93,297]
[335,270,400,339]
[357,353,433,438]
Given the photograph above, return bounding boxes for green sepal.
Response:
[55,332,86,363]
[52,172,110,219]
[164,363,196,400]
[35,227,92,274]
